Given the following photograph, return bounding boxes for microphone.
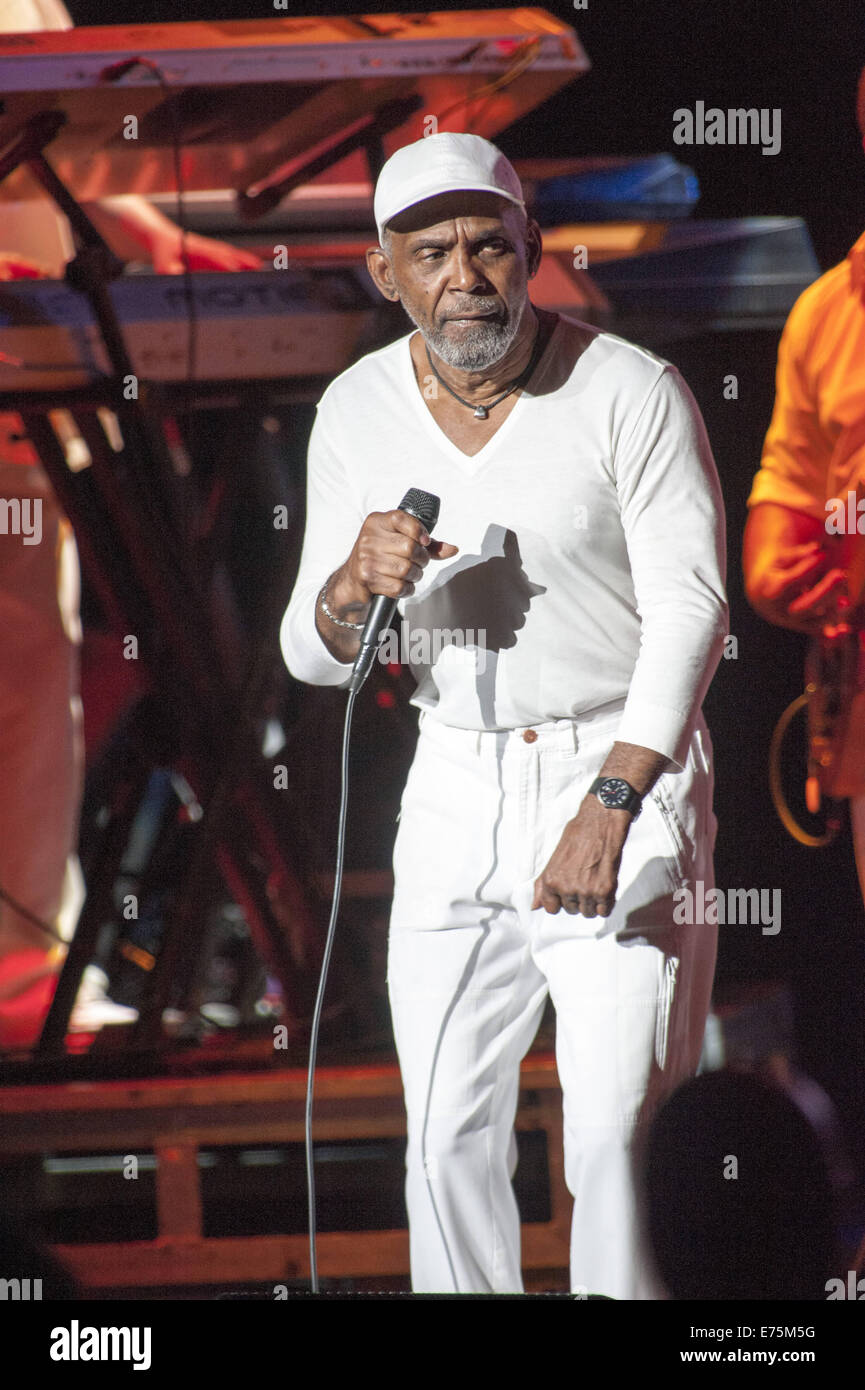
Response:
[349,488,440,693]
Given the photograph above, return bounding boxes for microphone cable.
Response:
[304,487,439,1291]
[305,682,357,1293]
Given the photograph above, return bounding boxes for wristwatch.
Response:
[589,775,643,818]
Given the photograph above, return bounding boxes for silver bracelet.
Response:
[318,584,367,631]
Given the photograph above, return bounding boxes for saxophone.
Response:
[771,522,865,845]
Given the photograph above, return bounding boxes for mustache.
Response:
[439,298,505,321]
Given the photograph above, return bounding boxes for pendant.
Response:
[473,405,488,420]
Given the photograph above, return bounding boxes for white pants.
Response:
[387,705,718,1297]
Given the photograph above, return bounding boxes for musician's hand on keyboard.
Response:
[149,230,262,275]
[82,197,262,273]
[0,253,48,281]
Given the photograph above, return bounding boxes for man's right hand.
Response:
[316,509,458,662]
[743,502,848,634]
[751,538,847,633]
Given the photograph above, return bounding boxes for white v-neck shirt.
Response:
[280,313,728,769]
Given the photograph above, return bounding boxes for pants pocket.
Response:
[647,778,690,886]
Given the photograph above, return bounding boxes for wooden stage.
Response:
[0,1050,571,1294]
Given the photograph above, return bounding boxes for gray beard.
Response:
[407,300,526,372]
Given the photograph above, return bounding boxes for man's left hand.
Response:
[532,795,633,917]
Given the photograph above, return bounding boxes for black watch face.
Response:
[598,777,632,809]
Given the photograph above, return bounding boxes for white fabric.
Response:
[280,309,726,1295]
[0,464,83,952]
[0,0,72,28]
[373,132,525,242]
[0,1,82,955]
[387,707,718,1295]
[280,313,728,770]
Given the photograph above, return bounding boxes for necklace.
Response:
[423,319,547,420]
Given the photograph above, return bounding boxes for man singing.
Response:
[280,132,728,1297]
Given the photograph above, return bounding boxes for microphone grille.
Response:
[398,488,440,532]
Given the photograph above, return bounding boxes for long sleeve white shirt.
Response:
[280,313,728,770]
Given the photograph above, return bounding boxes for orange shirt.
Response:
[747,228,865,520]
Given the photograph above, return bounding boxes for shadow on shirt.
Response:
[405,523,546,726]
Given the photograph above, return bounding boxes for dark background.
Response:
[64,0,865,1167]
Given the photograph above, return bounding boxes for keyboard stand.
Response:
[1,113,321,1060]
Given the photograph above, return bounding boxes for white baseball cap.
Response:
[373,132,525,243]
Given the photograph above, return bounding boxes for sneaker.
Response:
[69,965,138,1031]
[199,1001,240,1028]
